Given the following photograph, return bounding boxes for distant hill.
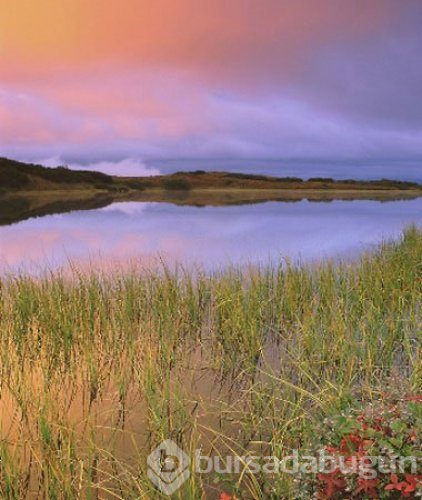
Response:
[136,170,422,192]
[0,157,420,193]
[0,157,115,191]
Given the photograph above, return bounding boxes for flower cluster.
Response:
[306,395,421,498]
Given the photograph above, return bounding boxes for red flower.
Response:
[317,469,346,499]
[403,474,421,494]
[370,417,386,432]
[354,476,379,498]
[385,473,422,497]
[219,493,237,500]
[408,429,418,442]
[325,446,337,453]
[385,473,405,492]
[339,434,363,455]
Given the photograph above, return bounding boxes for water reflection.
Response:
[0,195,420,272]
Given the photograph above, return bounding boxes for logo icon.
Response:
[147,439,190,495]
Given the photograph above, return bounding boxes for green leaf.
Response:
[390,420,407,434]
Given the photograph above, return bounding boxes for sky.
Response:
[1,1,422,176]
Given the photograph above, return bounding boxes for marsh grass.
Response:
[0,227,420,498]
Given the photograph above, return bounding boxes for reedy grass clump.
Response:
[0,227,420,498]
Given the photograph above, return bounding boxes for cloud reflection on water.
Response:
[0,199,420,273]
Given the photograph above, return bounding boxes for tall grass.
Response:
[0,227,420,498]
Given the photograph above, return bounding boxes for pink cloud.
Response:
[0,2,420,163]
[1,1,395,86]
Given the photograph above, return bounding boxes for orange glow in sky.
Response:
[1,1,421,164]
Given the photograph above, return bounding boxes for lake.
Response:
[0,194,421,273]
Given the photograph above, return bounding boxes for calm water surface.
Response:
[0,198,421,273]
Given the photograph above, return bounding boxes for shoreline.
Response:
[4,187,422,198]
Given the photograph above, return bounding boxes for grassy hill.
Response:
[132,169,422,192]
[0,157,115,191]
[0,157,421,194]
